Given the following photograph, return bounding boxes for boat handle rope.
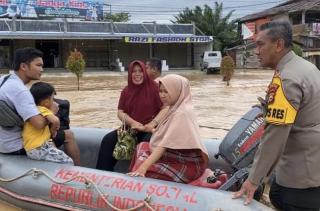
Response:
[0,167,155,211]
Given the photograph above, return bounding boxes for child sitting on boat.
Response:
[128,74,208,183]
[22,82,73,164]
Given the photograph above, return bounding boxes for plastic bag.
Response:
[113,115,137,160]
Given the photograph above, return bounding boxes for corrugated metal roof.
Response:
[239,0,320,22]
[0,19,195,39]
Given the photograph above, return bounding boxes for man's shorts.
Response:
[53,129,65,148]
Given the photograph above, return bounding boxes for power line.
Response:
[109,0,286,8]
[113,1,282,11]
[106,1,284,14]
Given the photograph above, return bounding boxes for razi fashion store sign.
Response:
[125,36,213,43]
[0,0,104,20]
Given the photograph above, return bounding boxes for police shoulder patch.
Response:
[267,83,279,104]
[265,75,297,125]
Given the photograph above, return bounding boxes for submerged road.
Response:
[43,69,273,139]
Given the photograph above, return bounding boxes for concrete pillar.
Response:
[193,42,213,69]
[63,18,67,33]
[12,17,16,32]
[302,10,306,24]
[149,43,153,58]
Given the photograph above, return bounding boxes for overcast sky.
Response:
[107,0,287,23]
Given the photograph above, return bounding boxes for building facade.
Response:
[0,18,213,71]
[230,0,320,69]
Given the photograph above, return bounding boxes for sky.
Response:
[107,0,288,23]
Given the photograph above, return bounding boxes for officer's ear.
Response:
[275,38,285,52]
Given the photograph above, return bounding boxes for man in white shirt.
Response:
[0,47,48,155]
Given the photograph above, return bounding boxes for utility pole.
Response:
[105,3,112,15]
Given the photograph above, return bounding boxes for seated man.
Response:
[0,47,47,155]
[146,57,162,81]
[54,98,81,165]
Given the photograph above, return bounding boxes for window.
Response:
[208,53,217,57]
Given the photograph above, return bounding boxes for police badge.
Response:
[267,83,279,104]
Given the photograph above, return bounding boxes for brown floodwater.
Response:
[42,69,273,139]
[0,69,274,210]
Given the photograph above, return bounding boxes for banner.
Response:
[0,0,104,20]
[241,23,254,40]
[312,23,320,35]
[124,36,213,43]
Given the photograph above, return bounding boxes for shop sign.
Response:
[125,36,213,43]
[0,0,104,20]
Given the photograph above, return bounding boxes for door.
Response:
[36,40,60,68]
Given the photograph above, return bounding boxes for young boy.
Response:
[22,82,73,164]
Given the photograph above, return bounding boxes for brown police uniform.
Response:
[248,51,320,209]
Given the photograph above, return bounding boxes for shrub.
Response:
[293,43,303,57]
[66,49,86,91]
[220,55,235,86]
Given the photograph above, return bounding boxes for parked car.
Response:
[200,51,222,74]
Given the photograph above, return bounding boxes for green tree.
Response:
[173,3,237,52]
[103,12,130,22]
[293,43,303,57]
[66,49,86,91]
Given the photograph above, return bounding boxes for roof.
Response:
[238,0,320,22]
[226,41,256,51]
[0,19,196,40]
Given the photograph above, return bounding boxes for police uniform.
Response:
[248,51,320,210]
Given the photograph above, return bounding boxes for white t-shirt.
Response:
[0,72,39,153]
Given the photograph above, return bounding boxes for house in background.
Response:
[229,0,320,69]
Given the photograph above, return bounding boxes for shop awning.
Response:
[303,51,320,57]
[0,19,201,40]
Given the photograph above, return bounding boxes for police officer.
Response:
[233,21,320,210]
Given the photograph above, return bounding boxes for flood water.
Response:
[0,69,274,210]
[42,69,273,139]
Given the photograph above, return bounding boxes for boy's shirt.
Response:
[23,106,53,152]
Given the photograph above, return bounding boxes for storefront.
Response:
[0,0,213,70]
[0,18,213,70]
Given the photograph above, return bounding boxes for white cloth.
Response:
[27,141,73,164]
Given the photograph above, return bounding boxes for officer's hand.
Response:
[232,179,258,205]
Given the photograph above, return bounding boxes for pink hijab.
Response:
[150,74,208,158]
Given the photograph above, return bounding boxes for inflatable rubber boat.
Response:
[0,107,271,210]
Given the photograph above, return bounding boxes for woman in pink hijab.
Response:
[128,74,208,183]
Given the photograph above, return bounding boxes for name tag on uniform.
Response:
[266,106,287,124]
